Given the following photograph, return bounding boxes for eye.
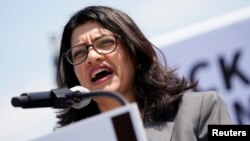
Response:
[71,46,88,61]
[96,37,115,49]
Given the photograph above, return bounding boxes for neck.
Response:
[95,93,135,113]
[95,97,121,112]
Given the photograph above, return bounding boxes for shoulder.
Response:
[179,90,232,124]
[181,90,220,102]
[175,91,219,123]
[171,91,232,141]
[178,91,221,113]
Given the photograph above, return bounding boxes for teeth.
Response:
[91,68,109,79]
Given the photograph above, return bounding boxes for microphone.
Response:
[11,86,128,109]
[11,86,91,109]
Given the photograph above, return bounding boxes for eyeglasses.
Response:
[65,35,119,65]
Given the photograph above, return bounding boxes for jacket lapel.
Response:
[145,118,175,141]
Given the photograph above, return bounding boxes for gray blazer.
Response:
[145,91,232,141]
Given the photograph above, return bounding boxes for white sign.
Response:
[152,6,250,124]
[31,103,148,141]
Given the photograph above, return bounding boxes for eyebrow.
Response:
[71,33,111,48]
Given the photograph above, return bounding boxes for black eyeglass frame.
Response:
[64,35,120,65]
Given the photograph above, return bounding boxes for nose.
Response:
[86,47,104,64]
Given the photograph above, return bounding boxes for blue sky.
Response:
[1,0,250,141]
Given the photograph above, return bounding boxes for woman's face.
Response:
[71,21,135,102]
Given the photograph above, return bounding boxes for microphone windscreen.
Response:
[70,86,91,109]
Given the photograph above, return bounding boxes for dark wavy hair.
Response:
[56,6,195,127]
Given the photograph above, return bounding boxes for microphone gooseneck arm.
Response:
[73,90,128,106]
[11,88,128,109]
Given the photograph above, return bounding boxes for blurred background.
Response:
[1,0,250,141]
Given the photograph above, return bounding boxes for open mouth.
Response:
[91,68,113,83]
